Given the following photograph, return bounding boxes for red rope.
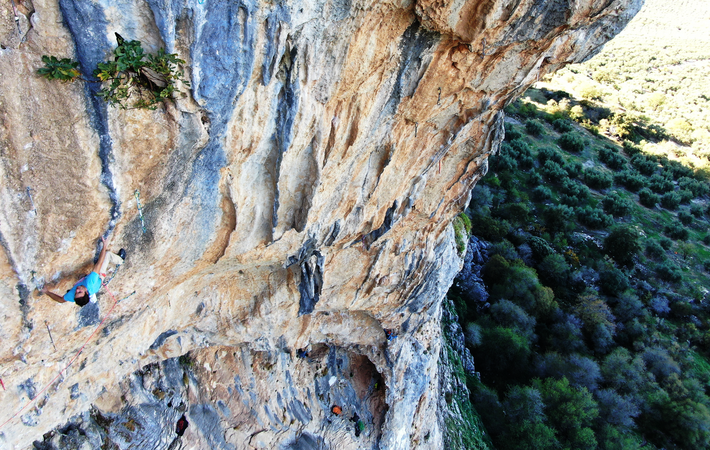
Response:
[0,286,123,431]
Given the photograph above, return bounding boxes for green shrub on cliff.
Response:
[39,34,189,109]
[454,213,472,255]
[37,55,81,82]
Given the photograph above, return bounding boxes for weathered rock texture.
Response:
[0,0,642,448]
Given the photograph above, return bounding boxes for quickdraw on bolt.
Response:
[26,187,36,213]
[44,320,57,352]
[10,0,21,34]
[134,190,147,234]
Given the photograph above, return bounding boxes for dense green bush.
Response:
[505,124,523,142]
[604,225,641,267]
[531,377,599,450]
[553,119,574,133]
[692,203,707,217]
[526,119,546,136]
[679,189,694,204]
[538,147,564,165]
[638,188,660,208]
[544,204,576,232]
[527,172,544,188]
[599,267,630,296]
[679,177,709,197]
[518,101,539,118]
[537,253,571,289]
[630,154,657,176]
[598,147,627,171]
[659,236,672,250]
[678,210,694,225]
[531,185,553,201]
[489,240,519,261]
[576,205,614,229]
[660,191,681,210]
[656,262,682,282]
[495,140,535,172]
[494,203,531,225]
[470,215,511,242]
[662,159,694,180]
[645,240,666,259]
[649,174,674,194]
[541,161,568,182]
[614,170,647,192]
[622,140,641,156]
[476,325,534,384]
[565,161,583,179]
[559,179,590,206]
[457,78,710,450]
[508,140,535,170]
[558,132,585,152]
[528,236,556,261]
[602,192,633,217]
[583,169,613,190]
[664,223,689,240]
[491,152,518,172]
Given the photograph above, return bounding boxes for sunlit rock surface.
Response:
[0,0,642,448]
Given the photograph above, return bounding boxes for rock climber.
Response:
[41,236,125,307]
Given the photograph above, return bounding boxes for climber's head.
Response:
[75,285,90,306]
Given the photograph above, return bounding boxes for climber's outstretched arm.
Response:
[41,287,67,303]
[92,236,107,274]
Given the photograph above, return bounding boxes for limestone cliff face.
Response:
[0,0,642,448]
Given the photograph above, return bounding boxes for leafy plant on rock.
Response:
[95,35,189,109]
[38,33,189,110]
[37,55,81,82]
[453,213,472,255]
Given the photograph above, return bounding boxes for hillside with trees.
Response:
[541,0,710,159]
[446,3,710,448]
[450,103,710,449]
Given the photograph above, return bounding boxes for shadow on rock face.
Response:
[289,431,325,449]
[76,301,100,330]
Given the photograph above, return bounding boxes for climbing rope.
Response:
[134,190,146,234]
[0,286,130,431]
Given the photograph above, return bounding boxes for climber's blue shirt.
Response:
[63,272,101,302]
